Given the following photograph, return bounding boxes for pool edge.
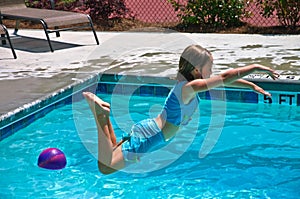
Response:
[1,73,299,141]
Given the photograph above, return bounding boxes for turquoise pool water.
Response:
[0,93,299,198]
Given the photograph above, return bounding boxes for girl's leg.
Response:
[107,117,117,146]
[83,92,125,174]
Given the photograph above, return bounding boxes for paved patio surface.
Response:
[0,29,299,115]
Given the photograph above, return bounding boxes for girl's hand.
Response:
[254,64,280,80]
[253,85,271,96]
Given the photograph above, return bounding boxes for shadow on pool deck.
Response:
[0,29,300,116]
[5,34,83,53]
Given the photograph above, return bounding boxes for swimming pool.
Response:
[0,75,300,198]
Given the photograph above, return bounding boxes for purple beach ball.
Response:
[37,148,67,170]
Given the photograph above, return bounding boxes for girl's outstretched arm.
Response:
[228,79,271,96]
[186,64,279,93]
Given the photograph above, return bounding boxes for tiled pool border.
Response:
[1,73,300,141]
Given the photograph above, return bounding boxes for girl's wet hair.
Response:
[177,45,212,81]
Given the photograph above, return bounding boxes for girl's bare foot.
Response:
[83,92,110,116]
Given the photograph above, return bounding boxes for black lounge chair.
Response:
[0,23,17,59]
[0,0,99,52]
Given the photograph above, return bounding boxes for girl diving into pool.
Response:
[83,45,279,174]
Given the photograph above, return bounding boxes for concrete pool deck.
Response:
[0,29,300,116]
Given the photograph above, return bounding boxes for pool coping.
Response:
[1,73,300,141]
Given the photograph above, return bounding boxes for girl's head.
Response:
[176,45,213,81]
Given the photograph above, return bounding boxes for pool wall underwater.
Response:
[0,73,300,141]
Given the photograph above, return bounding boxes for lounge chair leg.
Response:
[87,15,99,45]
[6,31,17,59]
[1,17,6,44]
[40,20,54,52]
[1,25,17,59]
[1,34,6,45]
[13,20,20,35]
[45,31,54,52]
[55,27,60,37]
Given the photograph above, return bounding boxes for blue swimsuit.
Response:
[122,81,199,164]
[161,81,199,126]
